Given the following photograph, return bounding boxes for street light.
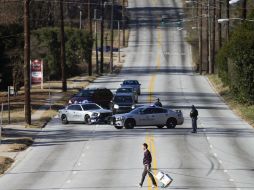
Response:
[229,0,241,5]
[218,18,254,23]
[78,6,82,29]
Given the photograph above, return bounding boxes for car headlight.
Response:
[92,112,100,117]
[114,104,119,109]
[131,105,135,109]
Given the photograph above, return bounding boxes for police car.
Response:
[112,105,184,129]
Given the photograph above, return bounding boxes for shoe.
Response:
[191,131,197,133]
[138,183,142,188]
[152,184,157,188]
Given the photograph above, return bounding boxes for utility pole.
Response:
[24,0,31,125]
[88,0,92,34]
[206,2,209,73]
[109,0,114,73]
[100,0,104,73]
[218,0,222,48]
[211,0,215,73]
[207,0,212,74]
[79,6,82,29]
[198,0,203,74]
[94,9,99,74]
[60,0,67,92]
[242,0,247,20]
[226,0,230,41]
[122,0,125,46]
[88,0,92,76]
[118,21,120,62]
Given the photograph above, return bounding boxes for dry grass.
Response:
[0,156,14,174]
[0,137,33,152]
[208,74,254,127]
[0,75,98,127]
[0,137,33,174]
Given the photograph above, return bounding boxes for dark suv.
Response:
[68,88,113,108]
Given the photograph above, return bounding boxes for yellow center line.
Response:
[148,28,161,103]
[145,135,159,190]
[146,27,161,190]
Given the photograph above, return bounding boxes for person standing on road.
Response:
[139,143,157,188]
[154,98,162,107]
[190,105,198,133]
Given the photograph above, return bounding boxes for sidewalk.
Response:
[0,50,126,174]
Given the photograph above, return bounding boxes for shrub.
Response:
[215,14,254,103]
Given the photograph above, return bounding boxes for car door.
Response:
[66,105,77,121]
[152,108,168,125]
[73,105,84,121]
[67,105,83,121]
[137,108,156,126]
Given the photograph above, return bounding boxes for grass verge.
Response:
[208,74,254,127]
[0,156,14,174]
[1,137,34,152]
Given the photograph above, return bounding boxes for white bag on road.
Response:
[150,171,173,188]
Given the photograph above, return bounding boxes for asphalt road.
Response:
[1,0,254,190]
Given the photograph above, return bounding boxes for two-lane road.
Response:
[1,0,254,190]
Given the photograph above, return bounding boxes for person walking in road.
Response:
[190,105,198,133]
[139,143,157,188]
[154,98,162,107]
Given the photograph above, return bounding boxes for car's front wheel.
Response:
[84,115,91,124]
[157,125,164,129]
[166,118,177,129]
[61,114,68,124]
[124,119,135,129]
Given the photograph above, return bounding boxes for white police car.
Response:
[112,105,184,129]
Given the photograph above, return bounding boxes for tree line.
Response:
[185,0,254,103]
[0,0,123,91]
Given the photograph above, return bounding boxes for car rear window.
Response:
[82,104,101,110]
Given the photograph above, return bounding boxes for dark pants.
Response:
[192,118,197,132]
[140,164,157,186]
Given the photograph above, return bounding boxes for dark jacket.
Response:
[143,149,152,165]
[154,101,162,107]
[190,108,198,119]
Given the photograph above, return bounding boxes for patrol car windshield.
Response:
[114,96,133,103]
[123,80,139,85]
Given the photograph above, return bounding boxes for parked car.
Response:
[112,105,184,129]
[59,103,112,124]
[120,80,141,95]
[68,88,113,108]
[116,87,138,103]
[111,94,136,114]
